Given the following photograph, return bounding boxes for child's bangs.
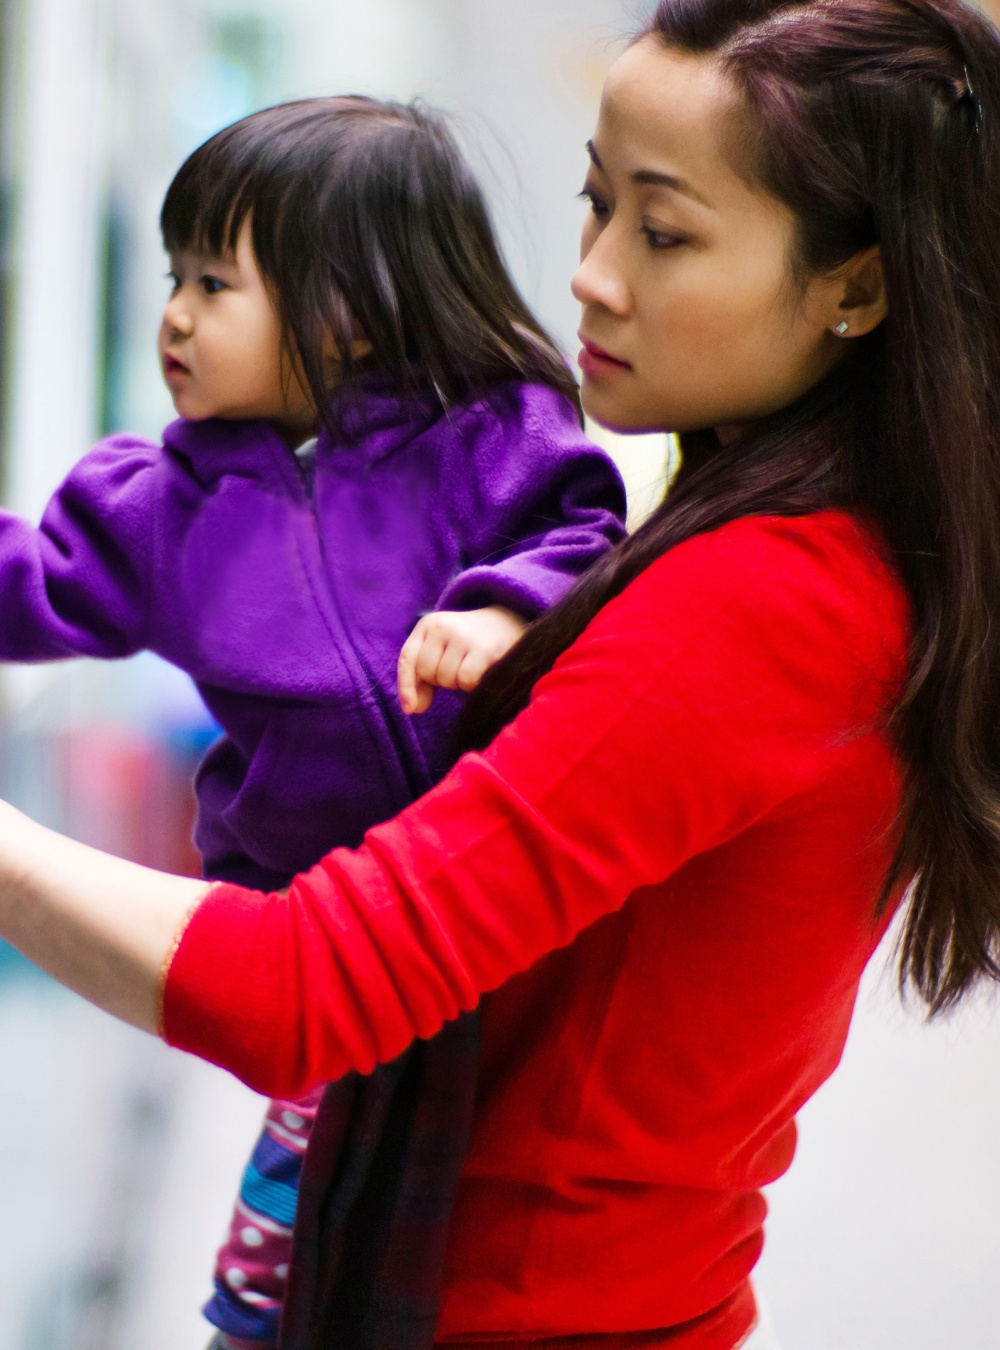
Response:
[160,144,255,260]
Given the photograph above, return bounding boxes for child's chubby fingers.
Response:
[397,622,424,713]
[398,618,443,714]
[455,647,493,693]
[399,607,529,712]
[432,636,468,693]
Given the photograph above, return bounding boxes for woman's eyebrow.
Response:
[586,139,712,209]
[633,168,712,209]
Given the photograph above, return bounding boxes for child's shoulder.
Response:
[440,380,592,469]
[67,422,240,503]
[79,418,286,488]
[83,430,164,461]
[457,379,582,436]
[68,431,169,492]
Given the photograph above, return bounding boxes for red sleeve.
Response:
[162,512,906,1098]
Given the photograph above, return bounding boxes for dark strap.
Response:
[279,1012,480,1350]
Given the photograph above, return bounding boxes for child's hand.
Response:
[398,605,528,714]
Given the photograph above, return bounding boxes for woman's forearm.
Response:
[0,799,205,1033]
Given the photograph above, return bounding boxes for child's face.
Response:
[572,40,852,438]
[159,220,316,440]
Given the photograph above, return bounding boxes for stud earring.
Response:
[834,321,849,335]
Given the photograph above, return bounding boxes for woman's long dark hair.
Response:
[160,97,580,424]
[459,0,1000,1013]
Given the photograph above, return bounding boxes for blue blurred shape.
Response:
[172,55,253,155]
[0,939,45,985]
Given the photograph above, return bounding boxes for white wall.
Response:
[759,935,1000,1350]
[3,0,110,520]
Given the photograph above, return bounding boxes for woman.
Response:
[1,0,999,1345]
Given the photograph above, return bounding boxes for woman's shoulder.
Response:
[581,509,909,713]
[645,508,903,617]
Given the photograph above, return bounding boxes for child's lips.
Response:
[162,354,190,384]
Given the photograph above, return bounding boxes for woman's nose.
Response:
[571,231,631,318]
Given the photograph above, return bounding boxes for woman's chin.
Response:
[580,386,670,437]
[584,407,670,437]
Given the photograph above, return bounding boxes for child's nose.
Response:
[162,295,194,338]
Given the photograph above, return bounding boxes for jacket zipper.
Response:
[350,644,433,802]
[279,440,434,806]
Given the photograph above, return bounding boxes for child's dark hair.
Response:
[160,96,580,424]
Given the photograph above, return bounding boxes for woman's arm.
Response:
[0,799,203,1031]
[162,513,905,1096]
[0,513,904,1090]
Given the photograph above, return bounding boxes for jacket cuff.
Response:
[436,563,572,620]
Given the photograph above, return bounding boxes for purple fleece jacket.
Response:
[0,380,626,887]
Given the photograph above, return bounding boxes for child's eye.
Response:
[642,225,686,251]
[200,274,226,295]
[165,271,181,294]
[577,187,611,220]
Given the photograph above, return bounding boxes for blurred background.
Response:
[0,0,997,1347]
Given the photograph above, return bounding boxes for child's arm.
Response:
[433,387,627,623]
[0,435,158,661]
[397,384,627,711]
[398,605,526,714]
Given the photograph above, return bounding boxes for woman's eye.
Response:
[578,187,611,219]
[201,274,226,295]
[642,226,686,251]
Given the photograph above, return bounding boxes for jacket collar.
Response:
[160,376,452,482]
[316,376,446,464]
[161,417,297,487]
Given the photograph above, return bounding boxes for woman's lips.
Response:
[577,336,632,380]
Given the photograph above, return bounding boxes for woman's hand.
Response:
[0,798,205,1034]
[397,605,528,714]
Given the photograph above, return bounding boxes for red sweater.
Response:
[164,510,910,1349]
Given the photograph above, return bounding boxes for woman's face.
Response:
[573,39,846,436]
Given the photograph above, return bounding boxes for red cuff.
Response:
[161,881,298,1095]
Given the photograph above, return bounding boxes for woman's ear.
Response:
[827,245,887,339]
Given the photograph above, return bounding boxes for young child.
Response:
[0,97,625,1345]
